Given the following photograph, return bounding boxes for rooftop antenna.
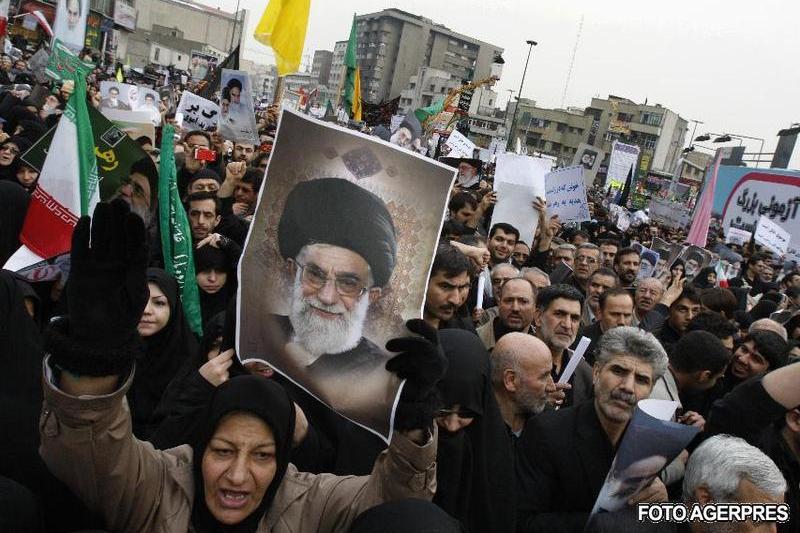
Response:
[560,14,584,109]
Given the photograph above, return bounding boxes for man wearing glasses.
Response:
[265,178,397,412]
[568,242,601,296]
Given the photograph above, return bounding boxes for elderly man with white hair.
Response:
[683,435,787,533]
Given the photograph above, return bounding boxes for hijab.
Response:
[191,375,295,533]
[434,329,516,533]
[0,181,29,265]
[692,266,717,289]
[128,268,199,439]
[349,499,465,533]
[195,244,235,324]
[0,136,30,180]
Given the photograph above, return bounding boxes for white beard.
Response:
[288,273,370,359]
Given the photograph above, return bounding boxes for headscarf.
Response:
[195,245,235,324]
[349,499,465,533]
[0,181,29,265]
[128,268,199,439]
[692,266,717,289]
[0,136,31,181]
[191,375,295,533]
[434,330,515,532]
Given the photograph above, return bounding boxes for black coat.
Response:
[516,401,614,533]
[575,321,604,366]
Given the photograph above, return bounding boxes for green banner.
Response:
[45,39,95,82]
[159,124,204,336]
[21,105,150,202]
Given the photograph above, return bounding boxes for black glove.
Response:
[47,199,149,376]
[385,319,448,432]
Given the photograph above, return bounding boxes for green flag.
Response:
[159,124,203,336]
[414,97,445,124]
[21,105,152,202]
[46,39,95,82]
[342,15,358,116]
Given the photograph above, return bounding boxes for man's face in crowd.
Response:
[234,182,257,208]
[593,354,655,425]
[488,229,517,263]
[513,351,554,416]
[425,270,471,324]
[523,270,550,290]
[588,273,617,312]
[691,478,785,533]
[289,243,376,356]
[635,278,663,314]
[669,297,701,333]
[0,57,11,71]
[490,265,518,296]
[760,264,774,283]
[498,279,535,331]
[233,143,256,163]
[599,294,634,331]
[600,243,618,269]
[189,179,220,195]
[615,252,641,285]
[188,199,220,240]
[747,259,765,280]
[196,268,227,294]
[572,233,589,246]
[512,243,530,267]
[114,171,152,222]
[552,248,575,269]
[536,298,581,352]
[731,340,770,380]
[574,248,600,282]
[184,133,211,171]
[452,203,475,224]
[784,273,800,289]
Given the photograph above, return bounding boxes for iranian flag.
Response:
[3,68,97,272]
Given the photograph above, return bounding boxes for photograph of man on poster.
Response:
[52,0,89,51]
[238,110,455,440]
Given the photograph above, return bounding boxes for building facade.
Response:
[353,8,503,104]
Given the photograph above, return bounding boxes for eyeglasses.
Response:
[0,145,20,155]
[575,255,598,265]
[296,262,368,298]
[120,176,148,200]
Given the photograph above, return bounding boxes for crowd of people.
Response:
[0,41,799,533]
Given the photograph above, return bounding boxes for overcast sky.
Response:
[197,0,800,168]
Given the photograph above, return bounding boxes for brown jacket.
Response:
[39,359,437,533]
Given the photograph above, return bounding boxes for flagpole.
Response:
[229,0,242,53]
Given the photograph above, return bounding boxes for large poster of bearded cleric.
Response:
[237,110,456,441]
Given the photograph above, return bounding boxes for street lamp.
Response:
[506,39,538,150]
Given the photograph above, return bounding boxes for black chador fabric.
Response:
[128,268,199,439]
[191,375,295,533]
[195,245,236,324]
[435,329,516,533]
[0,181,29,266]
[349,499,466,533]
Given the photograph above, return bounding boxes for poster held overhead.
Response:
[175,91,220,132]
[545,165,590,223]
[605,141,640,189]
[237,110,455,442]
[217,69,259,144]
[52,0,89,52]
[754,216,790,256]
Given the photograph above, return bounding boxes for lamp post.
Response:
[687,119,703,148]
[506,40,537,150]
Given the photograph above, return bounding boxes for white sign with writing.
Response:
[605,140,640,188]
[754,216,790,256]
[545,165,590,223]
[725,227,752,246]
[649,197,691,229]
[176,91,220,132]
[444,129,476,158]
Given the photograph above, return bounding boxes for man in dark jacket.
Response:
[516,327,670,533]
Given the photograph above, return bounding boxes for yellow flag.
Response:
[115,66,123,83]
[352,66,362,121]
[254,0,311,76]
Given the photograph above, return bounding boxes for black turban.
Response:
[278,178,396,287]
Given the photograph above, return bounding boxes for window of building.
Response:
[644,137,657,150]
[556,122,567,132]
[154,48,160,61]
[641,112,663,127]
[177,54,181,61]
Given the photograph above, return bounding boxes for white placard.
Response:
[175,91,220,132]
[605,140,640,188]
[545,165,590,223]
[492,181,539,244]
[558,337,590,385]
[754,216,790,256]
[444,129,476,158]
[494,153,551,191]
[218,69,259,144]
[725,227,752,246]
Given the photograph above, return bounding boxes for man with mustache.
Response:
[516,327,670,532]
[582,268,618,327]
[576,288,634,366]
[477,277,536,351]
[261,178,398,412]
[534,284,593,410]
[633,277,664,326]
[568,242,601,296]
